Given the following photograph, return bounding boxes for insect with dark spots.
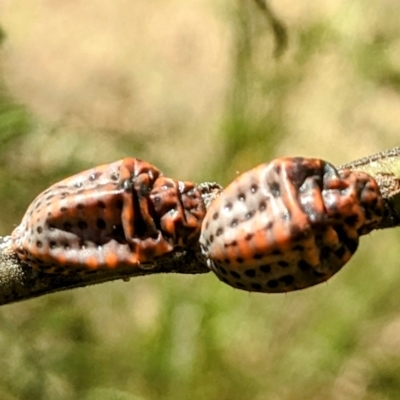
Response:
[12,158,206,274]
[200,157,384,293]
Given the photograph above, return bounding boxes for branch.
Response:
[339,147,400,230]
[252,0,288,57]
[0,237,208,305]
[1,148,400,306]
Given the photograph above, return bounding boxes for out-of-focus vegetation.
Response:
[1,0,400,399]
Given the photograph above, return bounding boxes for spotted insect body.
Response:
[200,157,384,293]
[12,158,206,274]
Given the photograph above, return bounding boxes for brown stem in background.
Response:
[1,148,400,306]
[252,0,288,57]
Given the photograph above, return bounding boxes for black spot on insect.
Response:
[212,212,219,220]
[78,220,88,230]
[97,200,106,209]
[209,235,214,243]
[36,226,43,234]
[245,233,254,241]
[36,241,43,248]
[245,211,254,220]
[221,277,229,284]
[259,201,267,211]
[77,203,85,209]
[278,261,289,267]
[220,267,228,275]
[231,218,238,228]
[267,279,279,288]
[298,260,312,271]
[269,182,280,197]
[236,281,245,288]
[272,249,281,256]
[251,283,262,291]
[250,184,258,194]
[236,257,244,263]
[344,215,358,226]
[60,207,68,213]
[245,269,256,277]
[216,228,224,236]
[334,246,346,259]
[89,172,102,181]
[205,222,209,230]
[224,258,231,265]
[63,243,70,250]
[63,222,72,231]
[238,193,246,202]
[34,201,42,209]
[74,182,83,188]
[264,221,273,230]
[280,275,294,285]
[259,264,271,274]
[292,244,304,252]
[253,253,263,260]
[49,241,57,249]
[96,218,106,230]
[110,173,119,181]
[48,224,56,231]
[320,246,332,260]
[230,271,241,279]
[224,202,233,211]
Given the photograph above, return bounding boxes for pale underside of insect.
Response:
[12,158,206,274]
[200,157,384,293]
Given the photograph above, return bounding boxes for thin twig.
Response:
[252,0,288,57]
[339,147,400,230]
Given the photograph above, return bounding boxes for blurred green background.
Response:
[1,0,400,399]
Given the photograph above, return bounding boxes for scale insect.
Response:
[12,158,206,274]
[199,157,384,293]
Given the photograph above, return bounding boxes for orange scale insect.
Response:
[12,158,206,274]
[200,157,384,293]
